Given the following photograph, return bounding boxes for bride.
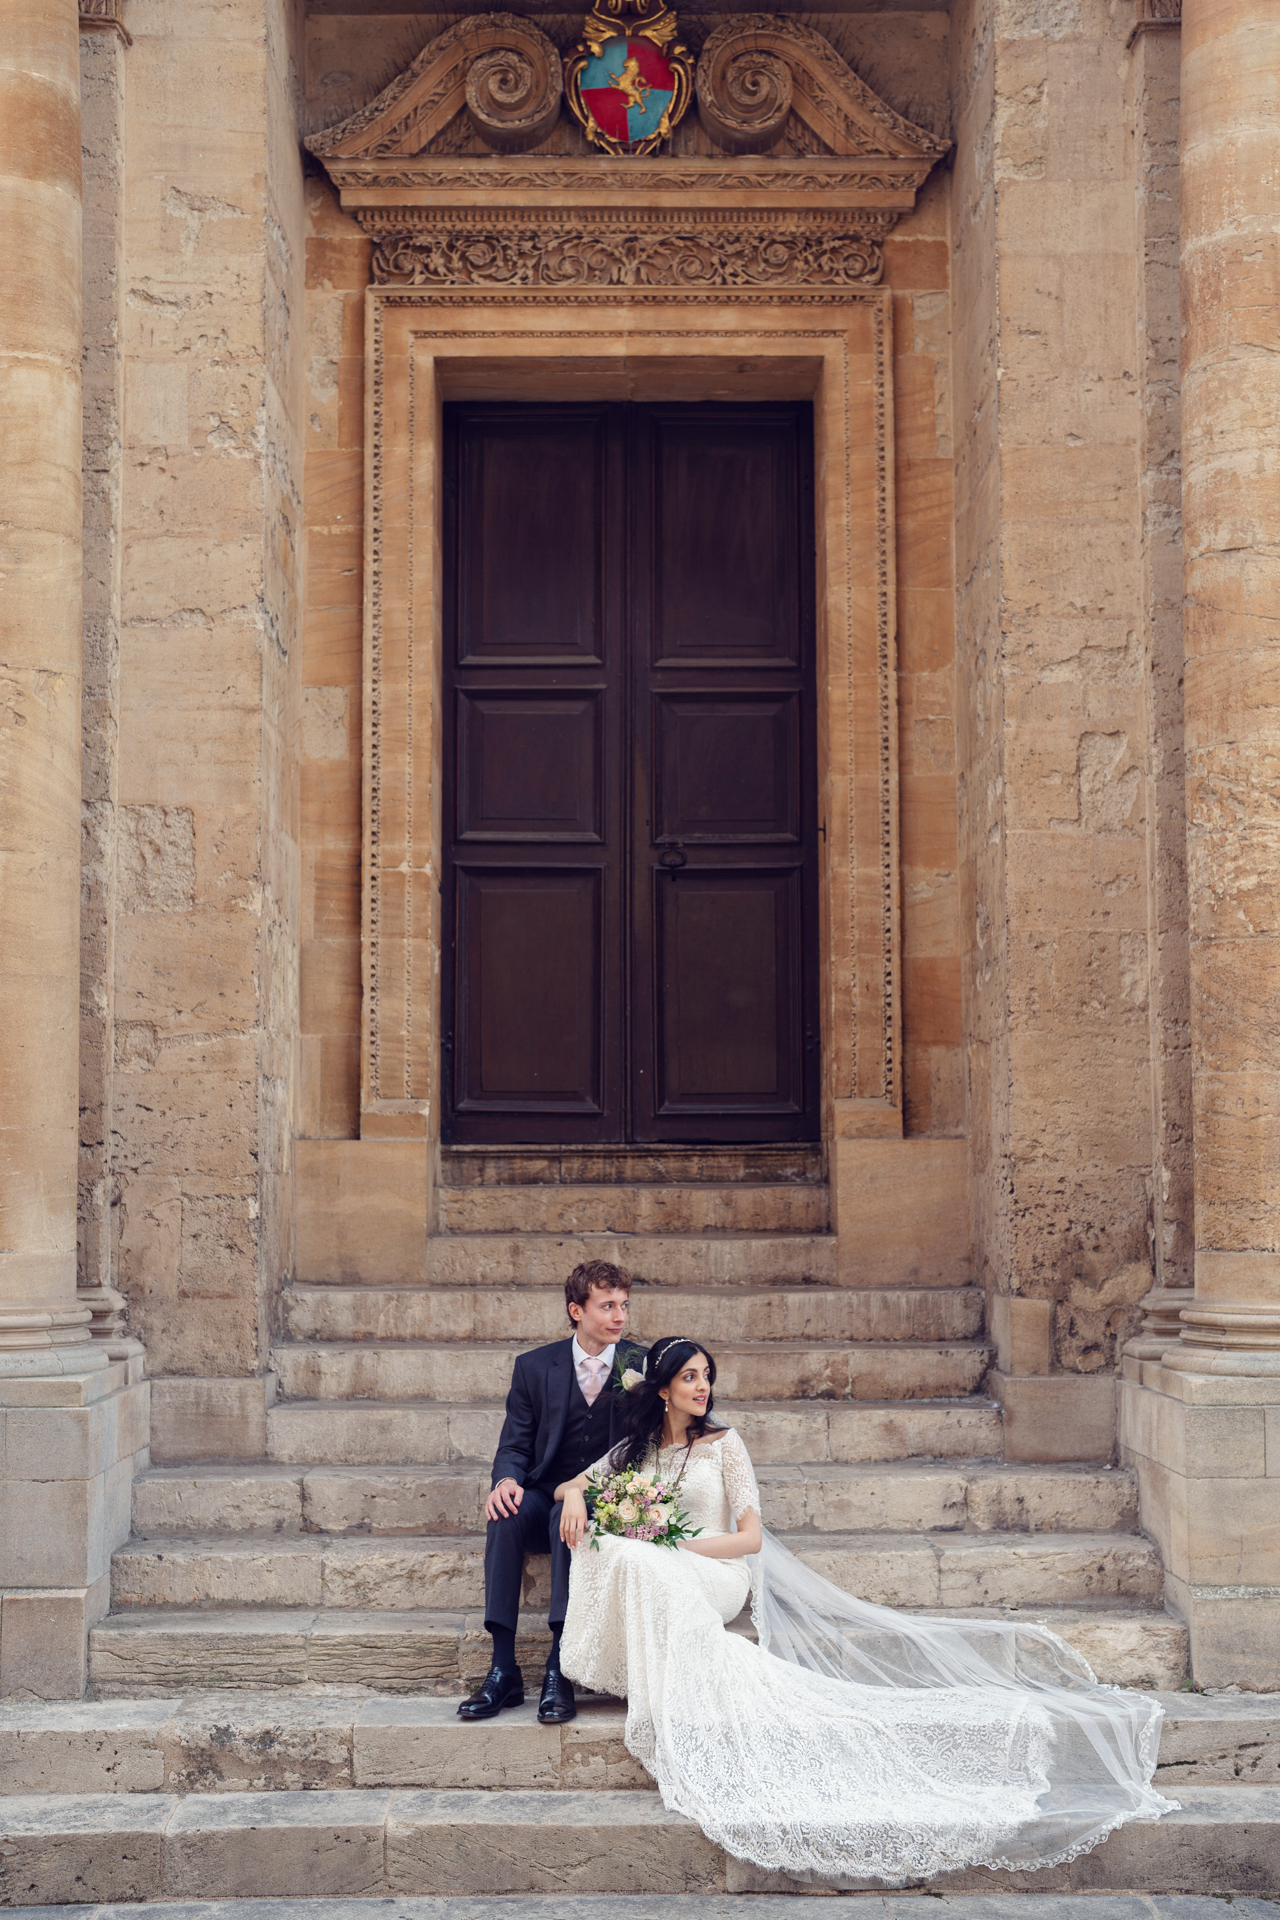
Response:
[554,1335,1177,1887]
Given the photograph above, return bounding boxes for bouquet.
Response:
[583,1463,702,1550]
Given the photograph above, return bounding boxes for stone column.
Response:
[1168,0,1280,1370]
[1120,0,1280,1688]
[0,0,148,1701]
[0,0,98,1380]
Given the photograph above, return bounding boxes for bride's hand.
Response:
[560,1488,590,1548]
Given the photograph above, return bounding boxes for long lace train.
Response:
[560,1431,1177,1886]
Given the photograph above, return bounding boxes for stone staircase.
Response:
[16,1156,1277,1899]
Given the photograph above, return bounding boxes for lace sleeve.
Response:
[720,1426,761,1522]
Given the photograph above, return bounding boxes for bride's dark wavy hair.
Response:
[608,1336,719,1473]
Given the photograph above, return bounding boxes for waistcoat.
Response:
[539,1376,615,1495]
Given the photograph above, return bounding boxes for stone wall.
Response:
[103,0,307,1407]
[950,0,1190,1449]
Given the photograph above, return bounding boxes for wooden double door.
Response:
[441,401,819,1145]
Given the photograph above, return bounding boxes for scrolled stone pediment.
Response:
[305,11,948,289]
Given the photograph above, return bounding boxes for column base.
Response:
[0,1345,110,1379]
[1121,1355,1280,1688]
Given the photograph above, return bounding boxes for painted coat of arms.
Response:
[565,0,693,156]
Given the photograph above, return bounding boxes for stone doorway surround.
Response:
[296,11,969,1291]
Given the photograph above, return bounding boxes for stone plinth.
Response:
[1122,1354,1280,1688]
[0,1359,148,1698]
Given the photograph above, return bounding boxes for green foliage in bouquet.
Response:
[583,1462,703,1550]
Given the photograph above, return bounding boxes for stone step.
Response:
[109,1529,1162,1615]
[283,1283,985,1347]
[17,1905,1280,1920]
[86,1600,1188,1697]
[437,1184,831,1235]
[424,1233,840,1287]
[440,1143,826,1186]
[269,1340,993,1406]
[4,1688,1267,1796]
[262,1397,1005,1467]
[132,1460,1138,1540]
[3,1783,1275,1898]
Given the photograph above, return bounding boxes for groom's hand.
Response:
[486,1477,524,1520]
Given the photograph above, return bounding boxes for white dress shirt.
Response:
[572,1334,615,1401]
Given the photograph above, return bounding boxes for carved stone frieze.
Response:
[368,214,889,289]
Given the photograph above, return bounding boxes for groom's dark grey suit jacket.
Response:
[490,1337,647,1493]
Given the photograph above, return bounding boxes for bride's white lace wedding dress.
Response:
[560,1426,1176,1886]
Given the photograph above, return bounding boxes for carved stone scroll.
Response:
[697,18,949,162]
[307,14,562,160]
[695,28,792,154]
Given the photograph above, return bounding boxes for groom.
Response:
[458,1258,645,1726]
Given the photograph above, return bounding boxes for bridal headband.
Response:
[617,1337,697,1394]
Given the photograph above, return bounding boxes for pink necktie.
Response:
[582,1355,607,1406]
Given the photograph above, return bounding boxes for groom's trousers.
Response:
[483,1485,571,1633]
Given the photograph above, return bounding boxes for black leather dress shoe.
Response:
[457,1664,524,1719]
[537,1664,577,1723]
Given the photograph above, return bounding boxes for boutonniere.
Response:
[613,1352,645,1394]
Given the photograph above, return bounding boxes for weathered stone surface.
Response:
[268,1341,992,1407]
[438,1184,829,1236]
[0,1794,172,1905]
[282,1283,985,1348]
[422,1235,838,1289]
[163,1792,392,1899]
[0,1701,170,1793]
[134,1468,305,1537]
[385,1790,724,1896]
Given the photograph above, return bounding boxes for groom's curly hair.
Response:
[608,1336,719,1473]
[564,1258,632,1327]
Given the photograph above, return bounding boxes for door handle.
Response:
[658,841,687,872]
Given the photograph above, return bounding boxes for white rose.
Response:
[651,1505,669,1527]
[617,1499,638,1523]
[621,1368,645,1392]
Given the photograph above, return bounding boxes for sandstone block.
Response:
[0,1791,171,1904]
[438,1183,828,1236]
[295,1139,429,1285]
[307,1610,470,1691]
[385,1788,724,1895]
[424,1231,837,1289]
[354,1697,561,1789]
[560,1707,649,1788]
[133,1466,304,1535]
[964,1465,1137,1533]
[302,1465,486,1537]
[991,1294,1054,1375]
[160,1695,357,1793]
[0,1701,169,1792]
[933,1533,1162,1607]
[111,1538,324,1610]
[826,1401,1003,1462]
[163,1790,392,1899]
[89,1612,311,1696]
[832,1137,970,1286]
[148,1377,271,1464]
[994,1371,1116,1462]
[0,1590,91,1701]
[265,1402,453,1466]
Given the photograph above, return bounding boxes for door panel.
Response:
[653,694,801,843]
[455,411,611,664]
[457,692,603,842]
[647,411,802,666]
[631,404,817,1144]
[442,404,624,1143]
[454,869,603,1113]
[653,871,803,1113]
[442,400,817,1145]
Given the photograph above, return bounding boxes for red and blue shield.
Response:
[579,35,677,147]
